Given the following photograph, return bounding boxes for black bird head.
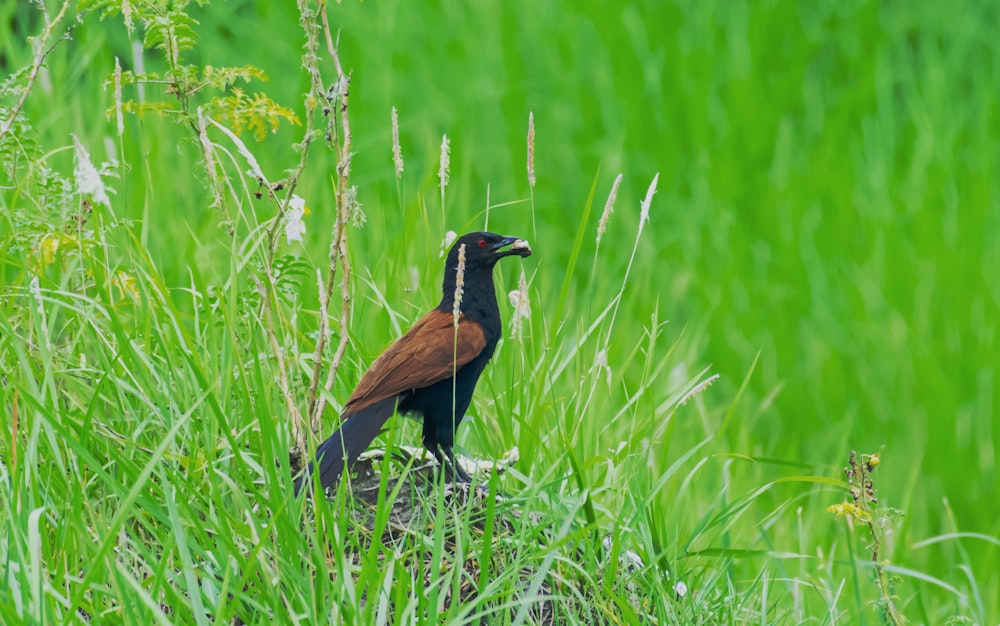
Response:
[439,231,531,315]
[446,232,532,271]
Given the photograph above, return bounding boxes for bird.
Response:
[295,231,532,494]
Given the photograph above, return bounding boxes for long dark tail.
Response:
[294,397,397,495]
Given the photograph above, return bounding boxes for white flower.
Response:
[285,195,307,244]
[72,135,110,206]
[673,580,688,597]
[289,194,306,212]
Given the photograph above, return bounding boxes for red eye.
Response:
[478,239,487,248]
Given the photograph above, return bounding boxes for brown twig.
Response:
[257,0,327,264]
[306,5,354,438]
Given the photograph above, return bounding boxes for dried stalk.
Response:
[306,6,355,436]
[0,0,76,142]
[260,0,327,262]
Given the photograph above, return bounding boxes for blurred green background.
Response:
[4,0,998,617]
[320,0,999,545]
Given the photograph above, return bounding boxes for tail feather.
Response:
[294,397,398,495]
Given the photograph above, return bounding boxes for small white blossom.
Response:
[72,135,110,206]
[673,580,688,597]
[285,195,307,244]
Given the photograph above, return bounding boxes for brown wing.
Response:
[343,309,487,414]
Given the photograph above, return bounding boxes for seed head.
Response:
[639,172,659,234]
[526,112,536,187]
[438,134,451,195]
[596,173,623,244]
[452,243,466,325]
[391,106,404,178]
[508,270,531,337]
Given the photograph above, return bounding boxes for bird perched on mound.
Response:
[295,231,532,494]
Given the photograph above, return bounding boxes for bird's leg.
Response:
[426,444,452,481]
[428,443,501,497]
[435,444,473,483]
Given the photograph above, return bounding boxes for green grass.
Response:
[2,0,998,623]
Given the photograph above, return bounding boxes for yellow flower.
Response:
[111,271,139,300]
[826,502,871,522]
[34,233,79,268]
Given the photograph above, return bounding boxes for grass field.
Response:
[2,0,998,623]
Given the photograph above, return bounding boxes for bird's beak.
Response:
[493,236,532,258]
